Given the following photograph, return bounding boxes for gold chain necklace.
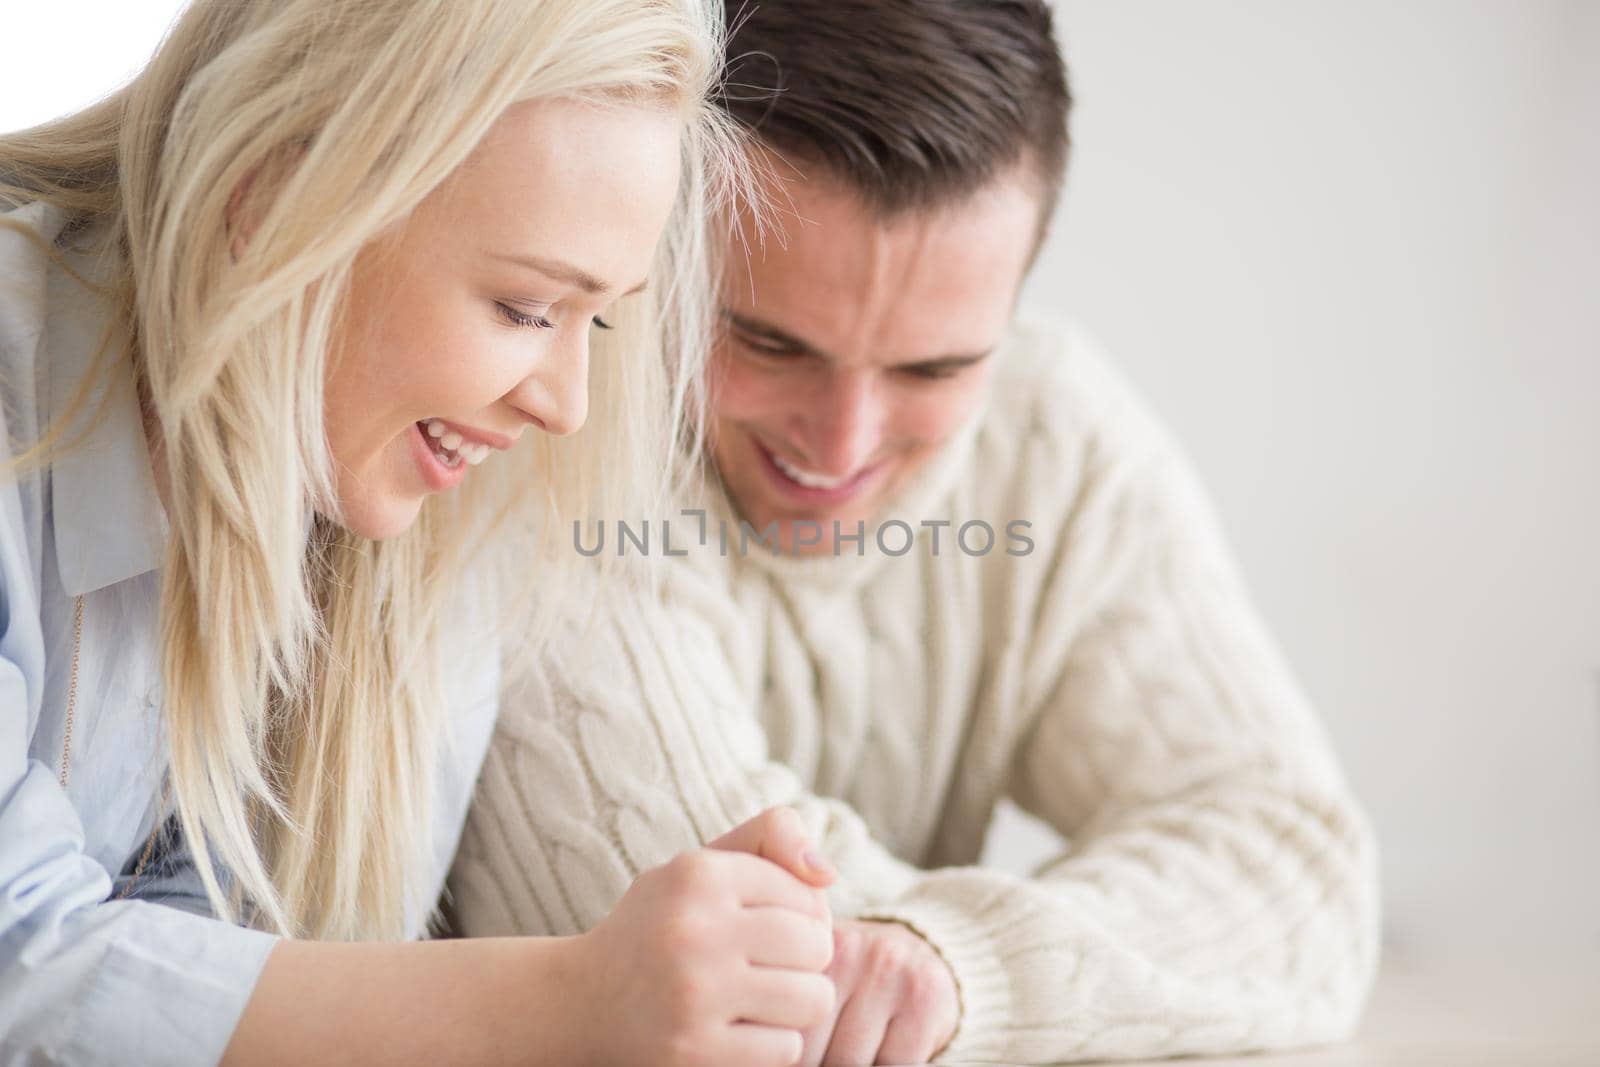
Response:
[58,594,163,900]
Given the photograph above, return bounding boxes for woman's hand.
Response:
[569,807,839,1067]
[795,920,960,1067]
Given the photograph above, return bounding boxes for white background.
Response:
[5,1,1597,964]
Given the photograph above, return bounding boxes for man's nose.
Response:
[801,369,883,476]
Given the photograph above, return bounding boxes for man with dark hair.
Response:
[454,3,1378,1063]
[711,0,1073,557]
[720,0,1071,217]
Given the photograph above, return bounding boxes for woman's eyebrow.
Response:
[492,251,647,296]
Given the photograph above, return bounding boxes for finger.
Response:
[714,850,830,918]
[710,805,836,888]
[795,931,852,1067]
[723,1023,805,1067]
[794,1016,833,1067]
[735,968,836,1031]
[740,907,835,971]
[821,979,895,1067]
[876,1007,949,1067]
[667,848,827,919]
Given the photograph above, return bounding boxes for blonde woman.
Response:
[0,1,840,1064]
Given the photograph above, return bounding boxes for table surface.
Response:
[922,953,1600,1067]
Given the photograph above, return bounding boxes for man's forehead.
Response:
[739,169,1040,280]
[724,176,1037,359]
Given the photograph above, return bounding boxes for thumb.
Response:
[709,806,837,889]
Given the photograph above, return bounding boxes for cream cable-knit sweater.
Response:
[448,316,1380,1064]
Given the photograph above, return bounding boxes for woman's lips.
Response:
[409,420,470,493]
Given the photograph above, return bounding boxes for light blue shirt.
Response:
[0,203,501,1063]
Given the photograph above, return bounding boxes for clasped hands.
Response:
[569,807,960,1067]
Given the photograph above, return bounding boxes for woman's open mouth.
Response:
[409,419,486,492]
[419,418,491,468]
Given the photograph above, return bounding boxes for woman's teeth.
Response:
[423,419,490,467]
[771,452,851,490]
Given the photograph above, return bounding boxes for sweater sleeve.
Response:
[855,427,1381,1064]
[446,565,923,939]
[446,369,1379,1066]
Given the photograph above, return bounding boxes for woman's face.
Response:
[324,98,683,540]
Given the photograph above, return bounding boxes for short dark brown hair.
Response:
[720,0,1072,219]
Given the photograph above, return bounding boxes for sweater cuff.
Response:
[856,889,1019,1064]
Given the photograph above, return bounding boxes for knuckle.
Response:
[861,931,898,977]
[663,1025,709,1067]
[907,965,943,1008]
[780,1028,804,1066]
[800,974,836,1026]
[665,850,717,897]
[660,910,712,956]
[761,804,803,837]
[806,924,836,971]
[666,970,713,1025]
[831,923,863,966]
[632,862,666,897]
[755,1028,803,1067]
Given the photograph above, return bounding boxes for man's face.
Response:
[709,165,1042,554]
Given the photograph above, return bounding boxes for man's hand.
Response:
[795,919,960,1066]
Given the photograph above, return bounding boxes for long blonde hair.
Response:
[0,0,738,940]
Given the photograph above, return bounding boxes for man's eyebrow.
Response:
[722,311,825,356]
[493,252,648,296]
[901,350,994,373]
[723,310,993,370]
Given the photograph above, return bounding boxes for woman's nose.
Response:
[510,335,590,437]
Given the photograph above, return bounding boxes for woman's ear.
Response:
[225,145,303,261]
[225,170,261,262]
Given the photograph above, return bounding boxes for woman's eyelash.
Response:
[496,302,556,330]
[497,303,614,332]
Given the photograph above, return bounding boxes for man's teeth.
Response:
[771,452,851,490]
[422,418,490,467]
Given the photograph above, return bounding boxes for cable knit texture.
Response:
[448,316,1380,1064]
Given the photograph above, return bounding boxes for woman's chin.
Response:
[333,489,426,541]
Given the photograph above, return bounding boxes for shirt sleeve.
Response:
[855,432,1381,1063]
[1,652,277,1065]
[2,204,277,1063]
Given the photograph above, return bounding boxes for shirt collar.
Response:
[43,217,167,596]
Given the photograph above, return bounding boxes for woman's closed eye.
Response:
[496,301,557,330]
[497,302,613,331]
